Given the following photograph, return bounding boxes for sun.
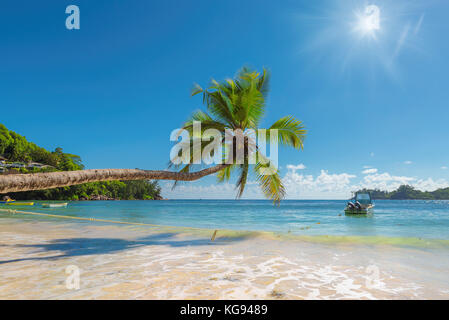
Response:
[354,5,381,38]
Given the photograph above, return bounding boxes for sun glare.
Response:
[355,5,381,37]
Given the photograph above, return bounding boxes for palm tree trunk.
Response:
[0,165,229,193]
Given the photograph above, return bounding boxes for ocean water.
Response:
[2,200,449,299]
[2,199,449,242]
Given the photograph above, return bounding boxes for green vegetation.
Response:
[357,185,449,200]
[8,180,162,201]
[0,123,162,200]
[0,67,305,203]
[0,124,82,171]
[177,67,306,203]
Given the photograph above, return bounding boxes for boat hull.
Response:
[344,208,370,215]
[5,202,34,206]
[41,203,68,208]
[344,204,374,215]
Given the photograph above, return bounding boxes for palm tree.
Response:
[172,67,306,203]
[0,67,306,202]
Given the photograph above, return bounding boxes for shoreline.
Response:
[1,217,448,299]
[2,207,449,249]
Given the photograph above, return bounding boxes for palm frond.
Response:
[181,67,306,204]
[235,162,249,198]
[267,116,306,149]
[254,151,285,204]
[256,68,270,99]
[171,164,191,190]
[204,89,236,127]
[233,67,267,128]
[170,138,215,168]
[216,164,236,183]
[191,83,204,96]
[183,110,227,135]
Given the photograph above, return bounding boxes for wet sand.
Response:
[1,217,448,299]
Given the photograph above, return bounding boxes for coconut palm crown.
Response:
[173,67,306,203]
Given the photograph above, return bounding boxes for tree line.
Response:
[357,185,449,200]
[0,123,162,200]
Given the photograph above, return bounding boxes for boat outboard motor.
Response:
[355,201,363,210]
[347,202,356,209]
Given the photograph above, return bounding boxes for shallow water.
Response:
[1,199,449,299]
[2,200,449,242]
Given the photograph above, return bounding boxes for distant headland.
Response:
[356,185,449,200]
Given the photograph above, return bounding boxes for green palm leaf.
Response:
[175,66,306,204]
[267,116,306,149]
[254,151,285,204]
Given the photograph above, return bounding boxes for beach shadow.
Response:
[0,232,248,265]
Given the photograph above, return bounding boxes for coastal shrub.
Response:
[5,180,162,201]
[0,123,162,200]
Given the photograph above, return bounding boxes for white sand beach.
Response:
[1,217,448,300]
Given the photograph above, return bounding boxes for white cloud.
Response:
[404,160,413,165]
[370,152,375,157]
[283,170,357,199]
[362,168,378,174]
[363,165,372,169]
[162,181,262,199]
[413,178,449,191]
[163,182,233,199]
[358,172,415,191]
[162,167,449,200]
[441,166,448,170]
[357,172,448,192]
[286,163,306,171]
[284,169,448,199]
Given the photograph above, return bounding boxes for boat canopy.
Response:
[355,192,372,205]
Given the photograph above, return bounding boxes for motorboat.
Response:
[344,192,374,215]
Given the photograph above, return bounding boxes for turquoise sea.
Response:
[2,200,449,242]
[2,199,449,299]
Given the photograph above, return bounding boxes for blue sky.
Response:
[1,0,448,199]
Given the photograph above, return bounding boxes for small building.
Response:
[8,162,26,168]
[0,155,6,164]
[27,162,45,168]
[27,162,51,169]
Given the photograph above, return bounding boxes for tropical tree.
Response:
[0,67,306,202]
[171,67,306,203]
